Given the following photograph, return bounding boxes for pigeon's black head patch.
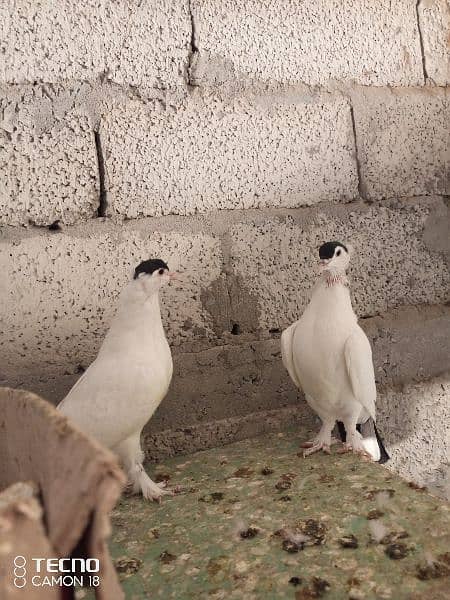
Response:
[319,241,348,260]
[134,259,169,279]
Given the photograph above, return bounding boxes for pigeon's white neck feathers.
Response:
[310,272,356,326]
[121,276,163,304]
[322,270,349,288]
[100,281,166,355]
[116,280,163,325]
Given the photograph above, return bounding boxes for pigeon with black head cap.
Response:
[134,258,169,279]
[281,241,389,463]
[59,258,178,501]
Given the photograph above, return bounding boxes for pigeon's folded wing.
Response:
[58,356,150,446]
[281,323,302,389]
[59,356,134,412]
[57,367,91,411]
[344,327,376,420]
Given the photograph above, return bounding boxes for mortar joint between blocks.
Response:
[187,0,199,87]
[94,130,108,218]
[349,103,366,202]
[415,0,429,84]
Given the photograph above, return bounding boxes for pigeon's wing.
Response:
[57,356,147,447]
[344,327,376,420]
[57,358,111,417]
[57,366,91,410]
[281,322,302,390]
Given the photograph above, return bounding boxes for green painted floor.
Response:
[107,430,449,599]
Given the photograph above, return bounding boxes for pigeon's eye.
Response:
[158,269,165,275]
[336,249,341,256]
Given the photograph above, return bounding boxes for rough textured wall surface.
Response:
[102,92,358,217]
[0,1,449,491]
[0,105,99,225]
[418,0,450,85]
[0,1,191,87]
[192,0,424,86]
[352,87,449,199]
[378,376,450,498]
[228,198,450,325]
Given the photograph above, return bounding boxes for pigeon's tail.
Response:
[336,419,390,464]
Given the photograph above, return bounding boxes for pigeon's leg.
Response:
[114,433,173,502]
[301,418,338,457]
[338,416,372,460]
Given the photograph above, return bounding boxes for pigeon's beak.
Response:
[168,271,179,280]
[319,259,330,268]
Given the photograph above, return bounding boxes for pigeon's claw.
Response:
[134,468,176,503]
[301,434,339,456]
[301,435,338,449]
[155,480,183,493]
[142,484,174,503]
[303,440,329,457]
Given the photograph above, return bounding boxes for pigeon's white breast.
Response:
[60,333,173,449]
[103,335,173,442]
[125,339,173,420]
[293,284,357,416]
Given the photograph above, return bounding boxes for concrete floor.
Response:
[85,429,450,599]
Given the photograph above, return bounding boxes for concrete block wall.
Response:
[1,1,449,492]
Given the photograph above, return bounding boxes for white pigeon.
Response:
[281,241,389,462]
[58,258,176,501]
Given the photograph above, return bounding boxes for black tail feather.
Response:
[373,422,390,464]
[336,420,390,464]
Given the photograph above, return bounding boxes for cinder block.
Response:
[378,375,450,492]
[0,84,102,225]
[363,305,450,386]
[0,113,99,226]
[0,1,190,87]
[192,0,423,86]
[0,223,223,396]
[418,0,450,85]
[353,87,449,199]
[148,339,300,433]
[228,197,450,330]
[143,405,314,462]
[103,93,358,217]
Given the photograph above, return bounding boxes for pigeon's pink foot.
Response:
[337,433,373,461]
[301,436,339,457]
[141,479,174,503]
[128,464,175,502]
[303,441,330,456]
